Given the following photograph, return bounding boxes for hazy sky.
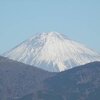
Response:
[0,0,100,54]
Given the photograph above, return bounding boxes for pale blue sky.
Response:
[0,0,100,54]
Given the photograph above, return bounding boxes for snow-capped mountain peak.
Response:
[3,32,100,72]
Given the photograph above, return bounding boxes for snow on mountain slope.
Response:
[3,32,100,72]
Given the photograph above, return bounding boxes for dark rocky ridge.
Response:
[0,56,56,100]
[0,56,100,100]
[41,62,100,100]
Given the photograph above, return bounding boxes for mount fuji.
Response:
[3,32,100,72]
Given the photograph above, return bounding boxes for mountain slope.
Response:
[36,62,100,100]
[3,32,100,72]
[0,56,100,100]
[15,61,100,100]
[0,56,55,100]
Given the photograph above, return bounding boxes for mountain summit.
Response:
[3,32,100,72]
